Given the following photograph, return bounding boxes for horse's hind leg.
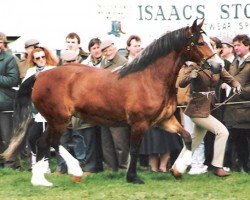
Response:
[127,122,148,184]
[31,127,53,187]
[161,115,192,179]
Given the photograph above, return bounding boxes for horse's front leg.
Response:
[50,127,83,183]
[126,122,148,184]
[161,115,192,179]
[58,145,83,183]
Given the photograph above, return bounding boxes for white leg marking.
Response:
[44,159,51,174]
[59,145,83,177]
[31,158,53,187]
[174,149,192,174]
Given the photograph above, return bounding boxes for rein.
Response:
[197,67,213,79]
[198,53,217,79]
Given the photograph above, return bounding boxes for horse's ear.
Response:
[191,19,198,32]
[191,18,205,32]
[197,18,205,29]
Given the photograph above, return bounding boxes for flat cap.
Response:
[100,39,114,51]
[25,39,40,48]
[0,32,7,43]
[221,36,233,47]
[60,50,78,62]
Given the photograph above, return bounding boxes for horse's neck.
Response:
[149,53,183,89]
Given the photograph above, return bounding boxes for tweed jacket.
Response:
[176,65,191,105]
[179,65,240,118]
[100,53,127,71]
[223,55,250,128]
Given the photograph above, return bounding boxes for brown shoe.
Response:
[214,168,230,177]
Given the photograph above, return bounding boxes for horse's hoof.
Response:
[70,174,82,183]
[31,179,53,187]
[170,166,182,180]
[127,176,144,184]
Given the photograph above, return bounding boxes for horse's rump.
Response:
[32,64,130,126]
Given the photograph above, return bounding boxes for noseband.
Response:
[200,53,216,70]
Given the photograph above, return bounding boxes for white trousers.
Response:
[183,114,205,168]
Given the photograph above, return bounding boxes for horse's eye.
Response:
[198,42,204,47]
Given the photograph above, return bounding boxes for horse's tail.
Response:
[0,74,36,160]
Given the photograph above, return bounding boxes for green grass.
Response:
[0,161,249,200]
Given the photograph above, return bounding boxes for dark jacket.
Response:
[223,55,250,129]
[179,66,240,118]
[0,51,19,111]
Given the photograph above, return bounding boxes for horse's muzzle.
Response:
[209,61,223,74]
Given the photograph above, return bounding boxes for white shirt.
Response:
[22,65,56,122]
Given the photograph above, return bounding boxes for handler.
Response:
[175,61,241,177]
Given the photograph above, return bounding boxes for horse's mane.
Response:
[119,27,189,78]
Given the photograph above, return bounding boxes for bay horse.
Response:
[2,19,224,186]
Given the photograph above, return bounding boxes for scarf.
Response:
[36,66,45,72]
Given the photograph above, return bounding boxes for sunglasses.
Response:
[65,60,76,63]
[34,56,46,60]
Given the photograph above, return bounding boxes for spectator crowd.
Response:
[0,30,249,178]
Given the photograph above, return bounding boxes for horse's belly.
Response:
[79,113,127,127]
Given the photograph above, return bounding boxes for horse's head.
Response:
[186,19,224,74]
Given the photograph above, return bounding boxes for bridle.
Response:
[186,28,217,73]
[200,53,216,70]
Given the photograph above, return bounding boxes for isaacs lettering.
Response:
[138,3,250,20]
[138,5,205,20]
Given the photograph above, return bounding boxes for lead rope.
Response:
[211,93,237,112]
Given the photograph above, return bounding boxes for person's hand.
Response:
[233,85,242,94]
[221,83,232,97]
[189,69,199,79]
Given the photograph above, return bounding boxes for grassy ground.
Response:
[0,160,249,200]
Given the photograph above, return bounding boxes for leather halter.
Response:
[186,29,206,51]
[186,29,217,77]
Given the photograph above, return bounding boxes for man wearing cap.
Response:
[221,36,236,71]
[60,49,78,64]
[100,40,130,171]
[100,40,127,70]
[18,39,40,81]
[0,32,20,169]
